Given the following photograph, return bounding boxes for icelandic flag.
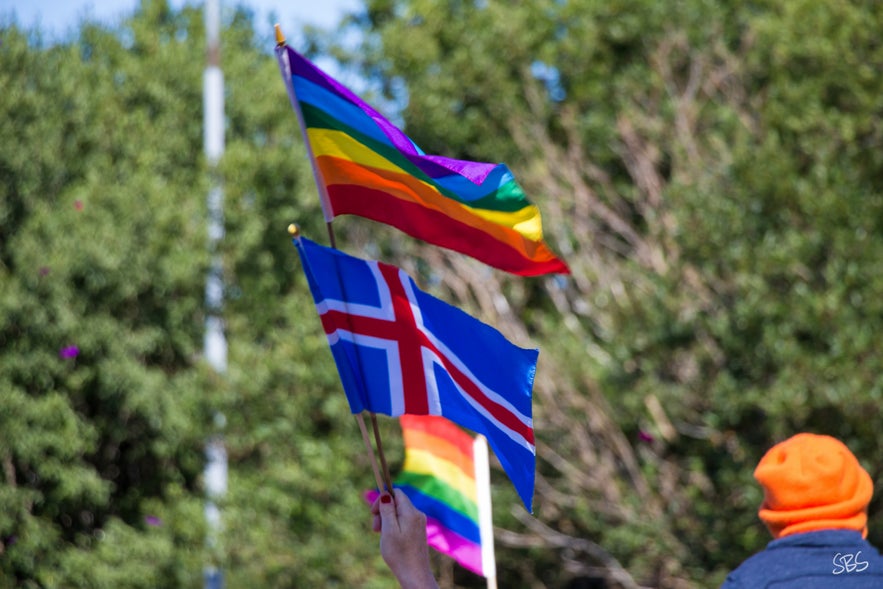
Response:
[294,236,538,511]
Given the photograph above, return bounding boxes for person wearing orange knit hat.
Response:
[721,433,883,588]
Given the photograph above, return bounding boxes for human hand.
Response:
[370,488,440,589]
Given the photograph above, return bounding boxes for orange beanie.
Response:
[754,433,873,539]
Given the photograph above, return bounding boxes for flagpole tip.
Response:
[287,223,300,237]
[274,24,285,46]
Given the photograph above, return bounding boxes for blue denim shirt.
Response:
[721,529,883,588]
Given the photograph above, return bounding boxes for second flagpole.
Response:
[288,220,394,494]
[323,220,395,494]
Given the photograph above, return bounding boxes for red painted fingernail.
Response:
[380,494,392,504]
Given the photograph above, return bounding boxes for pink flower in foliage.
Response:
[59,346,79,359]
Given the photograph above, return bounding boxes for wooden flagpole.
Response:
[323,221,395,493]
[289,222,392,493]
[355,410,387,493]
[274,24,392,491]
[277,25,394,494]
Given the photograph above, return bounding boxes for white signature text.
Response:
[833,552,869,575]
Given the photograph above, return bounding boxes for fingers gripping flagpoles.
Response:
[367,415,498,584]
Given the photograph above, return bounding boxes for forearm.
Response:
[393,568,440,589]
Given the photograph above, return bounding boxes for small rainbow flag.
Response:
[369,414,496,579]
[275,43,569,277]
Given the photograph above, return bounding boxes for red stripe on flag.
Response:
[327,184,570,276]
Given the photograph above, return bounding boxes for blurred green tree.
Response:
[335,0,883,587]
[0,0,398,587]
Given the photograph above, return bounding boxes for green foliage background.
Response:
[1,0,882,587]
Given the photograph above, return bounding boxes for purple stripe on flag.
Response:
[425,516,483,576]
[285,46,497,184]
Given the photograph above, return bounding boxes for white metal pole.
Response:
[203,0,226,587]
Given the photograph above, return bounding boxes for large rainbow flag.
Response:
[275,43,569,277]
[369,414,496,579]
